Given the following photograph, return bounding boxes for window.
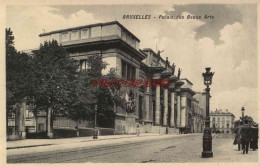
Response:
[25,110,34,118]
[38,123,45,132]
[80,60,88,71]
[127,63,131,79]
[213,118,215,122]
[227,123,229,128]
[131,66,136,79]
[139,96,143,120]
[121,59,136,79]
[9,113,15,118]
[187,98,192,108]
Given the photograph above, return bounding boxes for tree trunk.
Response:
[12,112,16,135]
[76,121,79,137]
[50,110,54,133]
[46,109,48,132]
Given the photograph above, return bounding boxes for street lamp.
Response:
[241,107,245,125]
[93,104,98,139]
[202,67,214,158]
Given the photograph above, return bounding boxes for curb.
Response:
[7,144,54,150]
[7,134,163,150]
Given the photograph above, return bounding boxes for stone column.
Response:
[170,91,175,127]
[177,94,181,127]
[155,85,160,125]
[181,95,186,127]
[145,87,150,121]
[47,108,54,138]
[163,88,168,126]
[19,101,26,139]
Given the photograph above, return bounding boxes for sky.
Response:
[6,4,258,122]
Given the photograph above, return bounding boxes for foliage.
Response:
[6,30,124,130]
[6,28,33,115]
[6,28,15,53]
[67,55,124,127]
[30,40,79,125]
[240,116,254,123]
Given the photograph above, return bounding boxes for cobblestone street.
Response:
[7,133,258,163]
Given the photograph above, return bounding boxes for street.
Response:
[7,133,258,163]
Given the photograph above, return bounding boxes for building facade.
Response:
[9,21,207,136]
[210,109,235,133]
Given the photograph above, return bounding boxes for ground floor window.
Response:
[139,95,143,120]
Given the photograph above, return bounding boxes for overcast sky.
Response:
[6,4,258,122]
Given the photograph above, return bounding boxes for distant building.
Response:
[210,109,235,133]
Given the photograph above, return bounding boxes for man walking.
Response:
[250,126,258,151]
[136,124,140,137]
[233,121,243,151]
[241,120,251,154]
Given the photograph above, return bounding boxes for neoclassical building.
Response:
[193,92,207,133]
[9,21,206,136]
[210,109,235,133]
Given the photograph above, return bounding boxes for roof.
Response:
[180,88,196,96]
[142,48,174,71]
[39,21,140,42]
[210,110,235,118]
[142,48,158,57]
[181,78,193,85]
[63,38,146,60]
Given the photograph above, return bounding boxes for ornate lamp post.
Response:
[93,104,98,139]
[241,107,245,125]
[202,67,214,158]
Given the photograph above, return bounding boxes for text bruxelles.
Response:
[92,79,170,88]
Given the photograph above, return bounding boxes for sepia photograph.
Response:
[2,0,259,164]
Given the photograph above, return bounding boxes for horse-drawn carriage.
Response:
[179,126,192,134]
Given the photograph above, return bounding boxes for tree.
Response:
[67,55,124,128]
[6,28,33,136]
[6,28,15,54]
[31,40,78,137]
[241,116,254,123]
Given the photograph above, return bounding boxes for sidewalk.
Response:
[195,134,258,162]
[8,133,197,156]
[7,133,159,149]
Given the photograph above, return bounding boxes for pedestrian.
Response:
[250,126,258,151]
[136,124,140,137]
[240,120,251,154]
[233,121,243,151]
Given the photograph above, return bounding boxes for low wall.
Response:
[17,127,115,139]
[79,128,115,137]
